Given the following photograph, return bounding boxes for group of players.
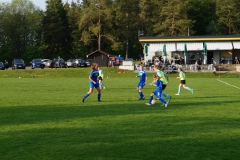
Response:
[137,65,194,107]
[82,62,194,105]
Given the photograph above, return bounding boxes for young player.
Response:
[145,74,168,107]
[136,65,147,100]
[153,65,172,103]
[82,63,101,102]
[98,67,105,90]
[175,67,194,95]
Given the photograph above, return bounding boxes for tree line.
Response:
[0,0,240,65]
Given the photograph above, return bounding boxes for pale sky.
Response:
[0,0,81,10]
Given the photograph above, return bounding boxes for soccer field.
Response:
[0,76,240,159]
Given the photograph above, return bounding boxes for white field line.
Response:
[217,79,240,90]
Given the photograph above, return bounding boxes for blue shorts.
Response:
[89,81,100,89]
[153,90,162,98]
[137,82,145,88]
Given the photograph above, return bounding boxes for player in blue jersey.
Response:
[145,74,168,107]
[153,65,171,103]
[82,63,101,102]
[136,65,147,100]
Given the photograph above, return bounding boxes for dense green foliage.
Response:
[0,72,240,159]
[1,0,240,63]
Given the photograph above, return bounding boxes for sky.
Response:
[0,0,80,10]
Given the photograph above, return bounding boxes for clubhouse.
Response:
[138,35,240,65]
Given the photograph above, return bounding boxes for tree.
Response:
[187,0,216,36]
[64,0,85,58]
[78,0,114,53]
[216,0,240,34]
[42,0,73,58]
[154,0,194,36]
[139,0,164,36]
[112,0,141,58]
[0,0,42,59]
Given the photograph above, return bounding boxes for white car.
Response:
[41,59,50,65]
[66,59,75,68]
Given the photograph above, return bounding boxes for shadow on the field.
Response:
[1,102,240,159]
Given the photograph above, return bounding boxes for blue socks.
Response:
[98,93,101,101]
[139,91,144,98]
[159,97,167,105]
[82,93,101,101]
[83,93,89,100]
[148,96,153,104]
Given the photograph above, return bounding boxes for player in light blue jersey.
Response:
[145,74,168,107]
[176,67,194,95]
[82,63,101,102]
[98,67,105,90]
[136,65,147,100]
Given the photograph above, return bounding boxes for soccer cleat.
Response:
[191,89,194,94]
[168,96,172,103]
[165,103,168,107]
[98,100,102,102]
[142,96,145,100]
[82,99,84,102]
[145,103,151,106]
[175,94,180,95]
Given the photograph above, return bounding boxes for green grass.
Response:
[0,68,240,159]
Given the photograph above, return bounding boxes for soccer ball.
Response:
[151,99,156,104]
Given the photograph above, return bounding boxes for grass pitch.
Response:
[0,69,240,159]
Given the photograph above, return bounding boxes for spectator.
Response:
[195,59,199,70]
[220,56,225,64]
[179,57,183,65]
[197,58,202,71]
[58,56,61,67]
[4,60,9,70]
[235,56,239,64]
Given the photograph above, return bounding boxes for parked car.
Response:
[41,59,50,65]
[45,60,52,68]
[66,59,75,68]
[12,59,26,70]
[85,59,91,67]
[73,59,87,68]
[50,58,66,68]
[30,59,45,69]
[0,62,5,70]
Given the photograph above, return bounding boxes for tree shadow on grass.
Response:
[1,102,240,159]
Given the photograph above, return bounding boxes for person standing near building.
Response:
[235,56,239,64]
[136,65,147,100]
[58,56,61,68]
[175,67,194,95]
[4,60,9,69]
[82,63,101,102]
